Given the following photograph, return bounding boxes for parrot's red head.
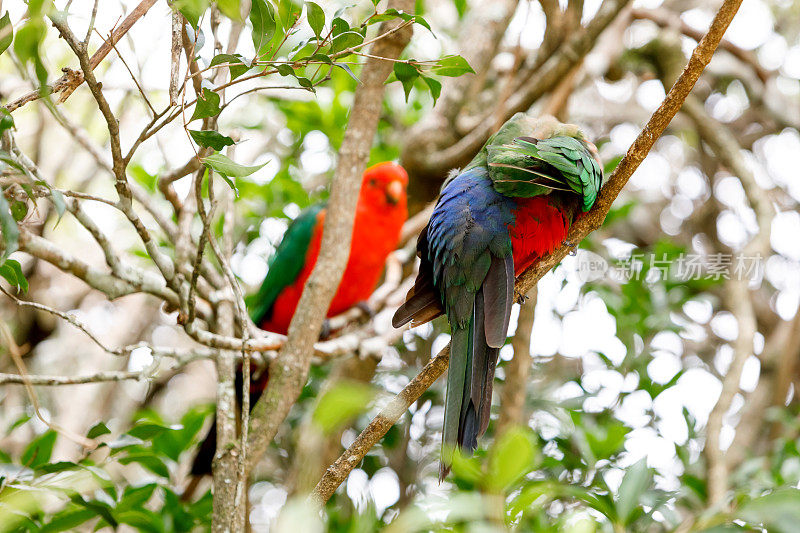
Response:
[361,161,409,210]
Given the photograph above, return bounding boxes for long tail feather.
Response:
[440,290,503,480]
[440,324,470,480]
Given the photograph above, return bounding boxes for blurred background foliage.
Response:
[1,0,800,531]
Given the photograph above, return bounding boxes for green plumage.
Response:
[245,203,324,325]
[481,114,603,211]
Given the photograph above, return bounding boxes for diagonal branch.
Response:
[310,0,744,504]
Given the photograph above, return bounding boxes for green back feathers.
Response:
[246,203,325,325]
[484,114,603,212]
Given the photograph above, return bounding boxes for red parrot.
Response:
[252,161,409,333]
[188,162,408,479]
[393,114,603,478]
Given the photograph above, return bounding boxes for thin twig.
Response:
[0,371,146,385]
[170,10,182,105]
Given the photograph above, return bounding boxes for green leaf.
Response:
[128,164,157,192]
[117,452,170,478]
[7,413,31,434]
[432,54,474,77]
[487,427,537,491]
[393,62,418,101]
[297,77,314,91]
[306,1,324,38]
[37,461,79,473]
[209,53,249,80]
[331,16,348,36]
[115,509,163,531]
[616,458,652,525]
[202,153,266,179]
[127,422,171,440]
[10,199,27,221]
[190,88,221,121]
[69,494,118,528]
[739,489,800,532]
[27,0,54,17]
[250,0,277,55]
[189,130,235,151]
[0,259,28,292]
[117,483,158,511]
[40,508,96,533]
[312,381,376,434]
[150,405,211,461]
[367,9,432,32]
[0,109,14,136]
[86,421,111,439]
[330,30,363,54]
[333,62,359,82]
[422,75,441,105]
[50,189,65,222]
[216,0,242,21]
[0,13,12,58]
[21,430,57,468]
[13,18,45,65]
[276,63,295,76]
[174,0,210,28]
[309,53,332,64]
[0,190,20,259]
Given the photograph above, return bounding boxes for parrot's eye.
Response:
[369,179,377,187]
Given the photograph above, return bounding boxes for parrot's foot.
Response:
[356,301,375,318]
[562,239,578,256]
[514,289,528,304]
[319,319,332,340]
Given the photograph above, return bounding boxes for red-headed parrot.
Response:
[392,114,603,478]
[189,162,408,478]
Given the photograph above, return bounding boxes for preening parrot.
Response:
[189,162,408,479]
[392,114,603,478]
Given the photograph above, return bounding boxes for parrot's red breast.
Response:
[509,196,571,274]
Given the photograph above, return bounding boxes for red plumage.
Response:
[509,196,571,274]
[261,162,409,333]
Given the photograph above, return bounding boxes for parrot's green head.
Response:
[494,113,601,164]
[479,113,605,210]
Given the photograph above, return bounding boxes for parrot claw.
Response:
[319,319,332,340]
[356,301,375,318]
[514,289,528,304]
[562,239,578,256]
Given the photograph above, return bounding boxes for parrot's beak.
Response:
[386,180,404,205]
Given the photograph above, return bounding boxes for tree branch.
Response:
[0,370,147,385]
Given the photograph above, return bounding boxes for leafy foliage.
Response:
[0,406,214,532]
